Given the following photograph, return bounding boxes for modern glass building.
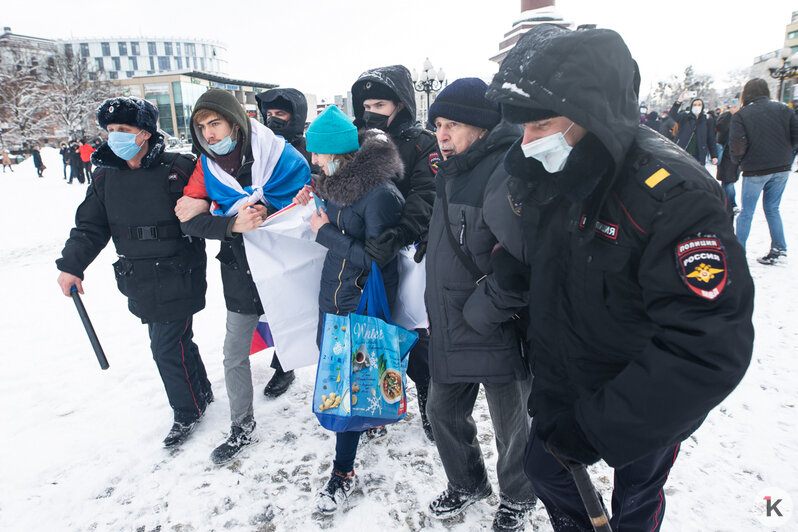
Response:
[59,37,228,80]
[116,71,277,140]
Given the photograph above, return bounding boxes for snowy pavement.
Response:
[1,148,796,531]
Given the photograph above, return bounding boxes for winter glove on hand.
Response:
[541,409,601,466]
[490,245,529,292]
[413,241,427,263]
[366,227,404,265]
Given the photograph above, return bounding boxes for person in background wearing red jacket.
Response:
[78,139,96,184]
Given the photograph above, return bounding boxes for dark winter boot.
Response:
[162,420,197,448]
[492,502,529,531]
[210,417,258,465]
[263,368,295,398]
[429,484,492,519]
[757,248,787,265]
[417,384,434,442]
[315,470,359,515]
[363,425,388,443]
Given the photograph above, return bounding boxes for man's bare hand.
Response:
[57,272,83,297]
[175,196,210,222]
[232,203,264,233]
[293,185,313,206]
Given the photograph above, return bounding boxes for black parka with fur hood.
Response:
[315,130,405,317]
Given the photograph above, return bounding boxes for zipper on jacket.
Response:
[333,210,345,314]
[459,210,466,246]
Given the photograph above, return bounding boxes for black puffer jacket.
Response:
[352,65,439,246]
[425,121,528,384]
[487,24,754,468]
[315,130,405,316]
[729,96,798,176]
[715,111,740,184]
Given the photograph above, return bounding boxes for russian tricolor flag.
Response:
[250,320,274,355]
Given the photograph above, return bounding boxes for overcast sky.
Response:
[3,0,795,101]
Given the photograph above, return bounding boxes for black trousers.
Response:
[406,328,430,399]
[524,420,679,531]
[83,161,93,183]
[148,316,212,424]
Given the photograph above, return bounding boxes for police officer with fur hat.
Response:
[486,25,754,531]
[56,97,211,449]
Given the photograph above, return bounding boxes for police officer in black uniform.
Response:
[485,25,755,531]
[56,97,211,449]
[350,65,440,441]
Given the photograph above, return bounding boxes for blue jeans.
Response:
[722,182,736,207]
[716,143,724,162]
[735,171,789,252]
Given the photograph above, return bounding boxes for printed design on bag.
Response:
[675,235,727,300]
[377,353,403,404]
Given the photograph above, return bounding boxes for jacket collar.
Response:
[316,129,403,206]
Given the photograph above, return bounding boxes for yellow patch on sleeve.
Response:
[644,168,670,188]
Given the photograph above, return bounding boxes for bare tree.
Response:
[0,48,52,149]
[646,65,719,113]
[44,51,113,140]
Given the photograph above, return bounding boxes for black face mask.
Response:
[362,111,391,131]
[265,116,289,133]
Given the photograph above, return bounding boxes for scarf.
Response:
[202,118,310,216]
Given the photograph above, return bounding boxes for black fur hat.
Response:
[97,97,159,133]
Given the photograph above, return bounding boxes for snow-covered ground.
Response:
[1,147,795,531]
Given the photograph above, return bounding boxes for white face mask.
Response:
[692,106,702,117]
[521,122,575,173]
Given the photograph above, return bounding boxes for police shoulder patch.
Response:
[637,161,684,201]
[428,152,440,174]
[675,234,728,300]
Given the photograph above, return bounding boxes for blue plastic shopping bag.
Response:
[313,263,419,432]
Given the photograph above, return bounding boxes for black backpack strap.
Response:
[437,175,486,285]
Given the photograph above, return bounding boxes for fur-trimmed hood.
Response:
[316,129,404,206]
[91,131,166,170]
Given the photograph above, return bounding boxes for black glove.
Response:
[540,409,601,466]
[365,227,404,265]
[490,245,529,292]
[413,241,427,263]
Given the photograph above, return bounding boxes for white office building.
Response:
[60,37,228,80]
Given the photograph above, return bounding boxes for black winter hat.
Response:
[355,79,398,103]
[261,95,294,114]
[500,103,561,124]
[97,97,159,133]
[428,78,500,130]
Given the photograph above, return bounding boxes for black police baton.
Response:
[70,286,109,370]
[571,464,612,532]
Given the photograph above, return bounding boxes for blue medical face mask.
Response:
[327,159,340,176]
[107,130,145,160]
[208,132,237,155]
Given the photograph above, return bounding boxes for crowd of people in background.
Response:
[643,81,797,265]
[43,21,792,532]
